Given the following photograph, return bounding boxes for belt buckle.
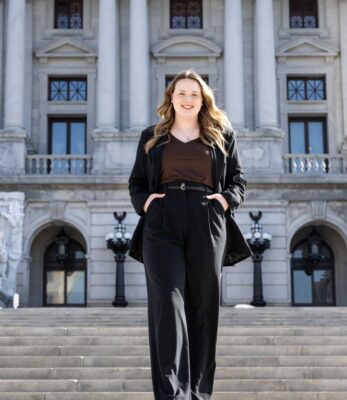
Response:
[180,182,186,190]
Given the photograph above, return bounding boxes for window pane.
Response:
[69,80,87,101]
[70,122,85,154]
[70,122,86,174]
[313,270,334,305]
[171,0,202,29]
[50,80,68,101]
[67,271,85,304]
[293,270,312,304]
[55,0,82,29]
[307,79,325,100]
[289,122,305,153]
[290,0,318,29]
[172,15,186,28]
[287,78,325,101]
[46,271,65,304]
[187,16,201,29]
[293,242,307,259]
[288,79,305,100]
[308,122,324,153]
[70,0,83,29]
[320,244,332,260]
[51,122,67,154]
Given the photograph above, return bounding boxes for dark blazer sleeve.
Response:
[220,129,248,211]
[128,127,152,216]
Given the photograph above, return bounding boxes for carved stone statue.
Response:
[0,193,24,308]
[0,231,8,277]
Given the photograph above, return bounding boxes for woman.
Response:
[128,70,252,400]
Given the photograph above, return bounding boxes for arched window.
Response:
[44,238,87,306]
[291,230,335,306]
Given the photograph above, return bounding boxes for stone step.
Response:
[4,354,347,368]
[2,366,347,380]
[2,308,347,399]
[0,392,347,400]
[2,308,347,327]
[4,345,347,357]
[2,379,347,392]
[3,326,347,336]
[4,335,347,346]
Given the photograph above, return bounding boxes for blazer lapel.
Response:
[149,134,168,191]
[211,144,226,192]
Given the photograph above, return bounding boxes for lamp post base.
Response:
[112,298,128,307]
[250,299,267,307]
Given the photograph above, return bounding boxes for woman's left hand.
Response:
[205,193,229,211]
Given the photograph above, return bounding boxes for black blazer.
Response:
[128,125,253,266]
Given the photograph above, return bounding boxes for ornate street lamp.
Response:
[105,211,132,307]
[305,226,322,276]
[55,228,69,265]
[308,227,322,262]
[244,211,272,307]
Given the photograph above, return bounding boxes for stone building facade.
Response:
[0,0,346,307]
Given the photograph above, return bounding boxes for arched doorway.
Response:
[43,229,87,306]
[291,227,335,306]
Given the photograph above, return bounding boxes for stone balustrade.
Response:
[26,155,93,175]
[283,154,347,175]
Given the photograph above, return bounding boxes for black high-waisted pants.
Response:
[142,180,227,400]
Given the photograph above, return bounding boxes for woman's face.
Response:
[171,78,203,120]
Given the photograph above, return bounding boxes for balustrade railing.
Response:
[283,154,347,175]
[26,154,93,175]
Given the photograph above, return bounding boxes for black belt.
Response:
[163,182,214,193]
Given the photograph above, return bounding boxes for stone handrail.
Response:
[26,154,93,175]
[283,154,347,175]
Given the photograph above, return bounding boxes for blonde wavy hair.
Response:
[144,69,232,155]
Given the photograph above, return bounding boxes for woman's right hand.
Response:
[143,193,166,213]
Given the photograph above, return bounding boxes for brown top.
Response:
[159,132,214,188]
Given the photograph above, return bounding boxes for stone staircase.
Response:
[1,307,347,399]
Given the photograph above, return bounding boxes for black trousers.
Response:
[142,180,227,400]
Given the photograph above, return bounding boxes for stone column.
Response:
[0,0,26,174]
[255,0,279,133]
[92,0,120,174]
[95,0,118,132]
[340,0,347,153]
[129,0,150,129]
[224,0,246,130]
[4,0,26,131]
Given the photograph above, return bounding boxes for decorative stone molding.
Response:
[49,201,66,222]
[276,38,339,63]
[311,200,327,220]
[152,36,222,59]
[35,38,97,62]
